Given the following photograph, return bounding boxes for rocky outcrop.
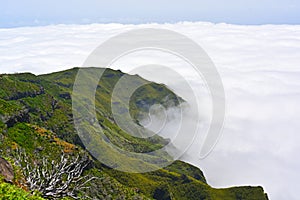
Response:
[0,157,14,183]
[1,109,30,128]
[7,86,45,101]
[59,92,71,100]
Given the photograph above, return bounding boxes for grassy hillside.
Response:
[0,68,268,200]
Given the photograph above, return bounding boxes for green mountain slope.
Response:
[0,68,268,200]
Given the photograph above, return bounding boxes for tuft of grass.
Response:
[0,177,44,200]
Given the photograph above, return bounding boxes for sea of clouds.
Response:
[1,22,300,200]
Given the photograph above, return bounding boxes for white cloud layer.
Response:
[1,22,300,200]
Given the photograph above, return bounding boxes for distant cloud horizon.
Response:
[1,0,300,28]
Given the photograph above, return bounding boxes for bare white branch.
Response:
[15,150,96,199]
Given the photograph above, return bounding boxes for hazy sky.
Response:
[0,0,299,27]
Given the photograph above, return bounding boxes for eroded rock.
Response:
[0,157,14,183]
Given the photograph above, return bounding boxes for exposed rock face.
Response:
[1,109,30,128]
[0,157,14,183]
[59,92,71,100]
[8,87,45,101]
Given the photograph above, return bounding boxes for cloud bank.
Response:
[1,22,300,200]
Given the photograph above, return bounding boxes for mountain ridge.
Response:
[0,67,268,200]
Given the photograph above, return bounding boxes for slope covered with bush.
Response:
[0,68,268,199]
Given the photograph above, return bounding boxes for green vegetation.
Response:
[0,68,268,199]
[0,178,44,200]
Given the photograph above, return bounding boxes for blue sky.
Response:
[0,0,299,27]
